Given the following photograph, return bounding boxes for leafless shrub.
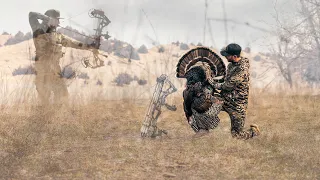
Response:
[244,47,251,53]
[4,31,31,46]
[172,53,180,58]
[114,45,140,60]
[303,61,320,83]
[172,41,180,46]
[180,43,190,50]
[61,66,75,79]
[133,75,139,81]
[12,66,36,76]
[2,31,9,35]
[137,79,147,86]
[24,32,32,40]
[96,79,103,86]
[137,45,148,54]
[251,71,257,78]
[254,55,262,61]
[77,72,90,80]
[113,73,134,86]
[112,39,125,52]
[113,73,147,86]
[158,46,165,53]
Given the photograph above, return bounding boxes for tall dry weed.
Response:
[0,85,319,179]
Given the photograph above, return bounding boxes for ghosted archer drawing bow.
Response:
[140,74,177,138]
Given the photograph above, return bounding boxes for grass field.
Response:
[0,93,319,179]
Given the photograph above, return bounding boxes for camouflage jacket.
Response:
[32,32,87,59]
[213,57,250,103]
[29,12,88,59]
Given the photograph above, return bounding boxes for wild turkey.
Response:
[176,46,226,133]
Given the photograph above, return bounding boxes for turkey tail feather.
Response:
[176,46,226,78]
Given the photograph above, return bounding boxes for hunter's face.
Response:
[53,18,60,27]
[226,55,234,62]
[226,55,237,62]
[47,18,60,28]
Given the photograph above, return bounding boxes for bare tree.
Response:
[266,0,320,87]
[299,0,320,84]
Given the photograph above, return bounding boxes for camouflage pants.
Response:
[223,99,254,140]
[35,59,68,105]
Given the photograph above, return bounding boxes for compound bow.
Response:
[140,74,177,138]
[77,9,111,68]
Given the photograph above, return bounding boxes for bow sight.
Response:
[89,9,111,42]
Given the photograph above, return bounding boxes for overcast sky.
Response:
[0,0,299,52]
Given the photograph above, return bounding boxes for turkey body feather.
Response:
[177,46,226,132]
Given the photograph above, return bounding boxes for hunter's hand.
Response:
[187,116,193,125]
[207,77,223,90]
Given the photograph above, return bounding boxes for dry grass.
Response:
[0,94,319,179]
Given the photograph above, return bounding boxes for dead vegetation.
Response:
[0,92,319,179]
[12,65,36,76]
